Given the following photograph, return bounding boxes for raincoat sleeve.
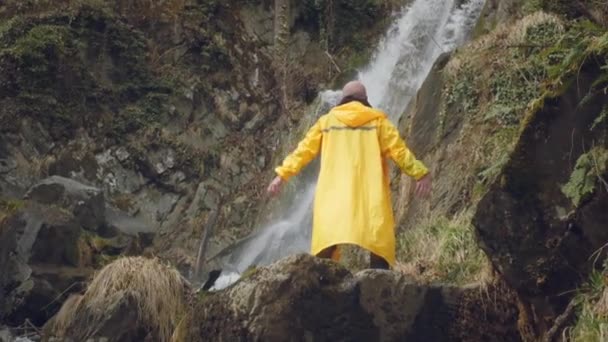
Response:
[275,119,323,181]
[378,118,429,180]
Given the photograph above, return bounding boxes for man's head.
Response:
[339,80,371,107]
[342,81,367,100]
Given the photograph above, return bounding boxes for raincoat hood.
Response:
[331,101,386,127]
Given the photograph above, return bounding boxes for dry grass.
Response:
[49,294,84,337]
[446,12,563,77]
[395,210,492,285]
[48,256,190,341]
[566,269,608,341]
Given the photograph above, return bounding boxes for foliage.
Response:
[443,12,608,198]
[396,211,490,285]
[561,146,608,207]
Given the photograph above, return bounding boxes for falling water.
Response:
[200,0,486,291]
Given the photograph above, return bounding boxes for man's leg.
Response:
[369,252,389,270]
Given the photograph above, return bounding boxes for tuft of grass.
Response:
[47,256,190,341]
[0,197,24,226]
[395,211,491,285]
[567,262,608,340]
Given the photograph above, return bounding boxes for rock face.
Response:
[0,177,145,326]
[24,176,106,233]
[473,64,608,336]
[186,254,520,341]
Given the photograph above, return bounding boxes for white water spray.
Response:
[202,0,486,291]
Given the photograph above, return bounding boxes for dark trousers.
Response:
[317,245,390,270]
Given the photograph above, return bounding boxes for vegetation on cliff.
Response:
[395,1,608,299]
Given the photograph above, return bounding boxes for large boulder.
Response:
[184,254,520,341]
[473,64,608,337]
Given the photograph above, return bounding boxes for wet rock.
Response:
[24,176,105,233]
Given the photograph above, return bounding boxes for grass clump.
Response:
[567,261,608,340]
[395,211,490,285]
[0,198,24,225]
[47,256,190,341]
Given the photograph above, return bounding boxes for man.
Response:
[267,81,431,269]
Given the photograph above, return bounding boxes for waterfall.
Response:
[200,0,486,291]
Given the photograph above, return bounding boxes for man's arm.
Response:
[378,118,431,196]
[268,119,323,196]
[275,119,323,181]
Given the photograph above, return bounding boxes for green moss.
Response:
[0,197,25,213]
[0,198,25,224]
[561,147,608,207]
[0,4,173,141]
[241,266,258,279]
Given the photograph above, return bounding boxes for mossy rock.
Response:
[0,5,172,141]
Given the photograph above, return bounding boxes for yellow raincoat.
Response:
[275,101,428,266]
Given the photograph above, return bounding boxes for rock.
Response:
[0,328,11,342]
[0,203,92,326]
[24,176,105,233]
[187,254,520,341]
[0,158,17,174]
[473,66,608,336]
[95,150,145,194]
[239,3,274,44]
[114,147,130,162]
[1,179,146,327]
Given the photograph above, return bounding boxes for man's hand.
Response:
[415,173,432,198]
[267,176,284,197]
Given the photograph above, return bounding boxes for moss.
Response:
[561,146,608,207]
[0,198,25,225]
[0,4,173,141]
[241,266,258,279]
